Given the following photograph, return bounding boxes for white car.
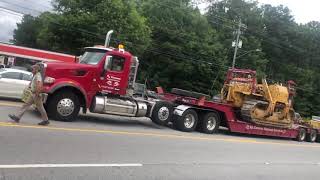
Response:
[0,68,33,99]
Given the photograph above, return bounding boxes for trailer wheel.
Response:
[173,109,198,132]
[296,128,307,142]
[151,101,173,125]
[201,112,221,134]
[47,92,80,122]
[307,130,317,143]
[317,134,320,143]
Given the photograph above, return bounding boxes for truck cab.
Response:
[40,31,154,121]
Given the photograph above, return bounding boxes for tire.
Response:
[296,128,307,142]
[173,109,198,132]
[47,91,80,121]
[200,112,221,134]
[151,101,173,125]
[307,129,317,143]
[317,134,320,143]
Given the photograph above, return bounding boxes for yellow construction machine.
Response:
[305,116,320,130]
[221,68,297,128]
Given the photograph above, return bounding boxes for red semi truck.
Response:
[30,30,318,142]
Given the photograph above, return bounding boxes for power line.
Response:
[0,0,43,14]
[143,0,310,63]
[10,0,300,70]
[2,0,227,69]
[8,1,301,73]
[207,17,320,71]
[49,21,227,69]
[203,3,310,56]
[142,0,313,60]
[0,7,23,17]
[1,0,52,10]
[8,6,226,71]
[4,0,304,70]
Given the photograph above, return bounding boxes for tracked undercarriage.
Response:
[241,99,293,129]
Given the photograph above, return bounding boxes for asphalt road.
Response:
[0,100,320,180]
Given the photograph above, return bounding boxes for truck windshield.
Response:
[79,50,106,65]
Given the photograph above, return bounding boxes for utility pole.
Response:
[232,18,242,69]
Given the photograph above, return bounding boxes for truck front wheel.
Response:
[151,101,173,125]
[173,109,198,132]
[47,92,80,121]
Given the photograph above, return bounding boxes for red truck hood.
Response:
[44,62,98,78]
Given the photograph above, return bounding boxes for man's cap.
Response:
[31,64,41,72]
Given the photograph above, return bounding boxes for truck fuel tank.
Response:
[90,96,148,117]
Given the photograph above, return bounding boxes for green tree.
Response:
[12,15,42,48]
[206,0,267,77]
[13,0,151,55]
[139,0,226,94]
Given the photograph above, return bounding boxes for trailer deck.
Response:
[156,88,314,141]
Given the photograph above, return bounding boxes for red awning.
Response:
[0,43,76,63]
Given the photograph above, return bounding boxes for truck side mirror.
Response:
[75,55,82,63]
[104,56,112,70]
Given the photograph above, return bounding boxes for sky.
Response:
[258,0,320,23]
[0,0,52,42]
[0,0,319,43]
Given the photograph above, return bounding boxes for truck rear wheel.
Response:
[296,128,307,142]
[173,109,198,132]
[151,101,173,125]
[47,92,80,122]
[307,129,317,143]
[317,134,320,143]
[200,112,221,134]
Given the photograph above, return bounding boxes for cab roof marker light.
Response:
[118,44,125,53]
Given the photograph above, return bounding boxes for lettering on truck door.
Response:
[100,55,126,94]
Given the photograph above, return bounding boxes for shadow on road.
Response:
[30,110,295,142]
[3,98,295,142]
[77,114,166,130]
[217,128,294,142]
[0,97,22,102]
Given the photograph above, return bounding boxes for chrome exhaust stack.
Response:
[104,30,114,47]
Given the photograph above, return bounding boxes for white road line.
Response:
[0,164,143,169]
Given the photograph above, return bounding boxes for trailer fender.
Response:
[173,105,192,116]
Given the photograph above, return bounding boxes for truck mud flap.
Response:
[173,105,192,116]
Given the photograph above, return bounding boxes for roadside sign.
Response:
[8,56,15,66]
[0,56,4,64]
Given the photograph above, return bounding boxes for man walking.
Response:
[8,64,50,126]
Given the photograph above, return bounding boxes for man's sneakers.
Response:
[38,120,50,126]
[8,114,20,123]
[9,114,49,126]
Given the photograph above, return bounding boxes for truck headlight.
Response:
[44,76,55,84]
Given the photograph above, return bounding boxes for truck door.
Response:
[99,54,129,95]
